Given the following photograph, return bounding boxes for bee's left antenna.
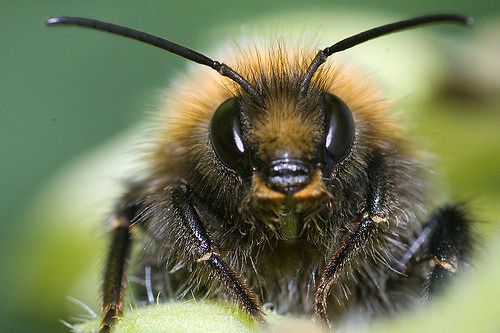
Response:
[46,16,261,101]
[299,13,473,97]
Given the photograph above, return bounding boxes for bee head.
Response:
[209,75,355,200]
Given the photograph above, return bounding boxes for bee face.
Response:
[166,47,358,206]
[210,84,331,199]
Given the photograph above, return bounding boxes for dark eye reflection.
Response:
[209,98,248,173]
[322,93,355,166]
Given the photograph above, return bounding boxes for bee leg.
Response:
[314,215,378,326]
[424,205,474,297]
[170,184,266,323]
[402,204,474,298]
[100,191,144,333]
[314,153,387,326]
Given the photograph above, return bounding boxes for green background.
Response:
[1,1,499,333]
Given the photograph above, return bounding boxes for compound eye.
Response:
[323,93,355,164]
[210,98,246,171]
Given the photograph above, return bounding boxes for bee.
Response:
[47,14,475,333]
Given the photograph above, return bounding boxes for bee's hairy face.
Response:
[209,89,355,201]
[154,42,395,211]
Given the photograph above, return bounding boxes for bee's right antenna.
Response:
[299,14,473,97]
[46,16,262,101]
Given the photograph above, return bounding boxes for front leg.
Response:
[314,152,388,326]
[166,183,265,322]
